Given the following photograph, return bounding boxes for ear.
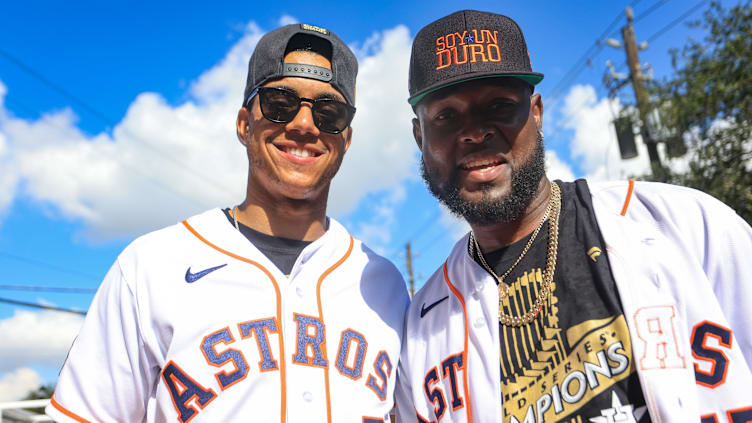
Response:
[343,126,353,153]
[236,107,251,145]
[531,93,543,131]
[412,117,423,150]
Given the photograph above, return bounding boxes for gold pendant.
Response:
[498,283,509,299]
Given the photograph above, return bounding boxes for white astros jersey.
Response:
[395,181,752,422]
[47,209,410,423]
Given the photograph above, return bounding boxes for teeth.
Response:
[463,158,500,169]
[285,147,313,158]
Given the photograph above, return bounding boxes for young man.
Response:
[396,10,752,423]
[47,24,409,423]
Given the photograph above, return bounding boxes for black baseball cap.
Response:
[244,23,358,107]
[408,10,543,106]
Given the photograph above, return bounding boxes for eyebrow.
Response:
[314,92,344,102]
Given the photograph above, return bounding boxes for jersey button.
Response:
[473,317,485,328]
[296,287,304,297]
[303,391,313,402]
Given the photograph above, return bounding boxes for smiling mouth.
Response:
[275,145,323,158]
[460,157,504,171]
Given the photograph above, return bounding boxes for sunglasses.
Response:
[247,86,356,134]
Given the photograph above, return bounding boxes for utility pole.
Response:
[622,6,665,179]
[405,242,415,298]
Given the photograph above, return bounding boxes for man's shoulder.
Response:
[352,237,399,272]
[586,179,735,220]
[406,236,471,321]
[588,179,708,198]
[328,218,407,285]
[119,208,224,262]
[411,265,449,306]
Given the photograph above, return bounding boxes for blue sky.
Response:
[0,0,724,398]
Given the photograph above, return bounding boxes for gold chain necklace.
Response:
[232,206,241,231]
[469,182,561,327]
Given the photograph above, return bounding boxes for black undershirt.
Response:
[470,180,651,423]
[222,208,312,276]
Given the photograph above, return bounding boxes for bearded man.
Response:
[395,9,752,423]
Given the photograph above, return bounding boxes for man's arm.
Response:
[611,180,752,367]
[46,259,158,422]
[696,193,752,368]
[394,346,418,423]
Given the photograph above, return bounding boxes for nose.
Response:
[458,122,495,144]
[286,101,320,137]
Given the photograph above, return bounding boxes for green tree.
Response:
[647,1,752,224]
[22,384,55,414]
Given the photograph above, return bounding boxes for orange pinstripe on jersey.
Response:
[49,395,93,423]
[620,180,635,216]
[442,262,473,423]
[317,234,354,423]
[182,220,287,423]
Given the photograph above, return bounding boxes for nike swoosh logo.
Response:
[420,296,449,318]
[185,264,227,283]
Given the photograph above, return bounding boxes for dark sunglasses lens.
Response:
[312,100,352,133]
[259,89,299,122]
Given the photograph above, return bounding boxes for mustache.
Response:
[420,137,546,225]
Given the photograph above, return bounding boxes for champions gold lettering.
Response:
[434,29,501,70]
[502,316,636,423]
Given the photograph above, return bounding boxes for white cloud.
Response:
[439,205,471,240]
[0,21,419,241]
[351,185,407,254]
[0,136,16,218]
[277,14,298,27]
[0,82,16,218]
[0,367,43,401]
[546,150,575,182]
[0,309,84,374]
[559,84,652,180]
[331,25,418,215]
[190,22,263,105]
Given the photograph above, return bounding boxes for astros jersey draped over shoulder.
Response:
[395,181,752,423]
[47,209,410,423]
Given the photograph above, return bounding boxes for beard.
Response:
[420,137,546,226]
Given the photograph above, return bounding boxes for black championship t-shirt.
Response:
[470,180,651,423]
[222,208,312,276]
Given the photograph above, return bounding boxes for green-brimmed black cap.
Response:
[408,10,543,106]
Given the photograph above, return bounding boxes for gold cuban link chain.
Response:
[469,182,561,326]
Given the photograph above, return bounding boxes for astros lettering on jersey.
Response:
[47,209,409,422]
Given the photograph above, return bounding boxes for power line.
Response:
[0,46,234,198]
[545,7,626,103]
[0,251,100,281]
[0,48,115,125]
[635,0,671,23]
[0,296,86,315]
[647,0,708,43]
[413,227,452,259]
[401,208,440,246]
[386,207,441,263]
[546,1,701,142]
[546,0,673,105]
[0,284,96,294]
